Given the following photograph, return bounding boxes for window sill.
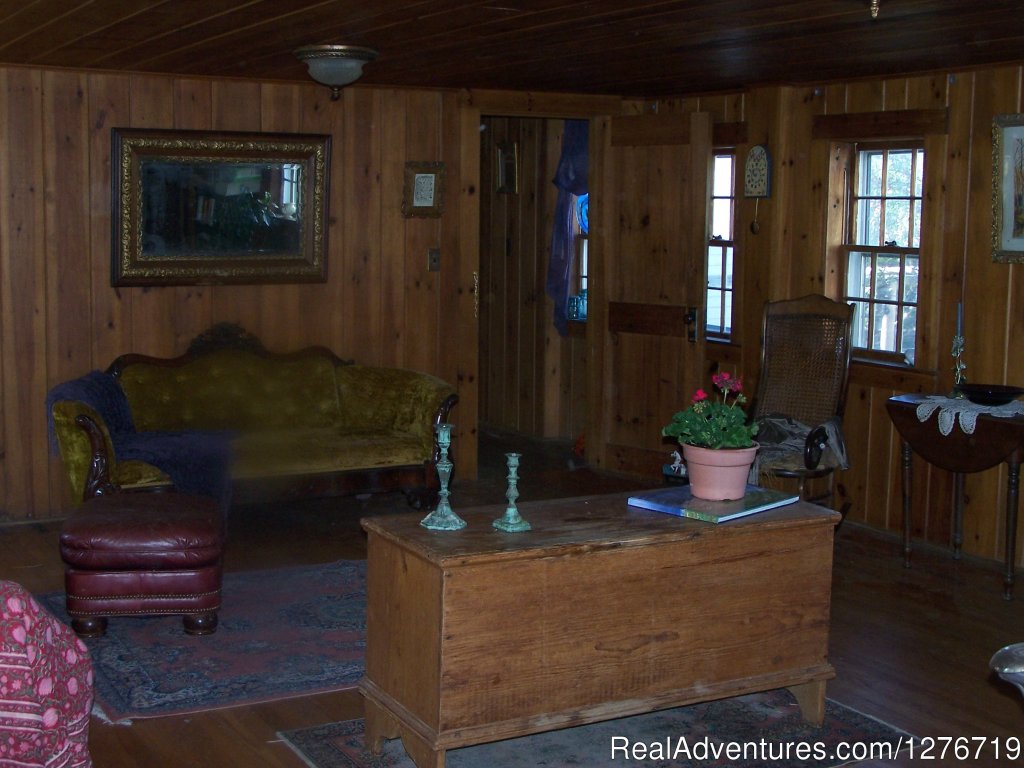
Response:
[848,355,937,392]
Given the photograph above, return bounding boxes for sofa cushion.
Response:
[232,428,431,478]
[118,350,342,432]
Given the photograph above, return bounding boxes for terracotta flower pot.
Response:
[682,442,759,501]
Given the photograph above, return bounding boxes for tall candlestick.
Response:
[493,452,531,532]
[956,302,963,339]
[420,423,466,531]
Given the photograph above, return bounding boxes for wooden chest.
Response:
[360,492,839,768]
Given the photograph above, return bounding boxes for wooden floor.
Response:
[3,429,1023,767]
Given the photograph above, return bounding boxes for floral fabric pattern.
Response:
[0,581,93,768]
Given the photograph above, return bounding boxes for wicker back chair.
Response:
[752,294,854,504]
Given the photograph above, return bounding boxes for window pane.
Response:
[711,199,733,239]
[706,295,722,332]
[712,156,733,196]
[901,305,917,364]
[903,254,919,302]
[883,200,910,246]
[722,291,733,334]
[850,300,869,348]
[913,150,924,197]
[579,237,588,292]
[912,200,922,248]
[707,246,723,288]
[856,199,881,245]
[873,303,898,353]
[885,151,913,196]
[860,151,883,196]
[724,248,733,287]
[875,254,901,301]
[846,251,872,299]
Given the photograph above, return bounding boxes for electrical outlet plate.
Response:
[427,248,441,271]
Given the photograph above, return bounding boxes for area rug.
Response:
[39,559,365,724]
[278,690,913,768]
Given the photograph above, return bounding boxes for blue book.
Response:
[627,484,799,524]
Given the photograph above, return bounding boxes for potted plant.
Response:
[661,372,759,500]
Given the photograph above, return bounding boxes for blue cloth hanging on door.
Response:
[547,119,588,336]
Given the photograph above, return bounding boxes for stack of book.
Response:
[627,484,799,524]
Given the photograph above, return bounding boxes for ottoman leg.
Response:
[71,616,108,638]
[183,611,218,635]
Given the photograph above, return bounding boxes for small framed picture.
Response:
[496,141,519,194]
[402,161,445,218]
[993,114,1024,262]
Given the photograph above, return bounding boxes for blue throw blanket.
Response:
[45,370,135,453]
[46,371,234,508]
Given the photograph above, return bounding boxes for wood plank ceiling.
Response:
[0,0,1021,98]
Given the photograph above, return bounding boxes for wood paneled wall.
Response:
[0,67,475,520]
[479,116,586,440]
[5,58,1024,569]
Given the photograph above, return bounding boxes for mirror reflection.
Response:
[140,161,304,257]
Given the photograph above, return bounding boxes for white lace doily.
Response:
[915,395,1024,435]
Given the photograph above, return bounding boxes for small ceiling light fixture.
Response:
[294,44,377,99]
[870,0,880,18]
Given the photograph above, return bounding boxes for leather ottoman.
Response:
[59,493,225,637]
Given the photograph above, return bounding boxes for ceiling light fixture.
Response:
[870,0,880,18]
[294,44,377,100]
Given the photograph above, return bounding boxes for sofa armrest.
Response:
[74,414,118,498]
[71,415,174,501]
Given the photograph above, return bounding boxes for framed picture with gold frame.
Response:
[402,161,445,218]
[992,114,1024,262]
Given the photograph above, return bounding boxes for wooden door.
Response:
[587,112,712,478]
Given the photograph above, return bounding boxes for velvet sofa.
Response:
[46,324,458,509]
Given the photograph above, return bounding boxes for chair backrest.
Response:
[752,294,854,428]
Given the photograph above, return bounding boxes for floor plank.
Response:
[2,429,1023,767]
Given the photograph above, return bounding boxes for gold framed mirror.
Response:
[111,128,331,285]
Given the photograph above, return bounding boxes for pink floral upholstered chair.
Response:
[0,580,93,768]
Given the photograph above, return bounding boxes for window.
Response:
[281,163,301,210]
[706,153,736,339]
[843,143,923,364]
[568,193,589,320]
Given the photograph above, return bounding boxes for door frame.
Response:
[456,90,627,477]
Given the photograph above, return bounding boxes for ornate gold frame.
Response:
[992,114,1024,263]
[111,128,330,285]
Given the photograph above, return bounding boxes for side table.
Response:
[886,393,1024,599]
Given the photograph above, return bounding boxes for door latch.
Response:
[683,306,699,343]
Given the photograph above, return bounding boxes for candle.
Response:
[956,302,963,339]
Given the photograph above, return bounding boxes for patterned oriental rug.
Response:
[39,560,366,724]
[279,690,914,768]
